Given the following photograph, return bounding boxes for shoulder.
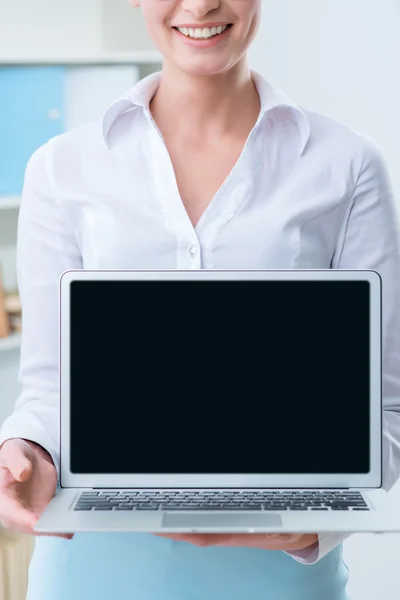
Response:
[302,108,388,179]
[25,118,110,191]
[27,101,143,184]
[27,118,103,165]
[50,118,105,166]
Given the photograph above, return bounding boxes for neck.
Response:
[150,58,261,140]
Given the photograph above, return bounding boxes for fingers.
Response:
[11,459,33,483]
[0,494,73,540]
[0,493,38,532]
[0,440,70,540]
[152,532,307,549]
[0,440,33,482]
[264,533,302,544]
[35,531,74,540]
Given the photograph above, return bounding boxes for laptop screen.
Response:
[69,279,371,475]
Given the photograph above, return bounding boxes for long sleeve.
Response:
[0,141,83,474]
[287,135,400,564]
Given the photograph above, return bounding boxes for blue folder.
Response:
[0,67,65,196]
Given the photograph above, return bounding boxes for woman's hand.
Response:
[154,532,318,551]
[0,438,72,539]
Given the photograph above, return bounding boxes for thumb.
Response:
[0,440,34,483]
[11,458,33,483]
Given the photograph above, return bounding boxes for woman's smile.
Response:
[172,23,233,48]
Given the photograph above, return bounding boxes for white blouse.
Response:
[1,71,400,565]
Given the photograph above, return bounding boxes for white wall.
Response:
[0,351,20,426]
[0,0,102,60]
[249,2,400,599]
[249,0,400,197]
[0,0,153,60]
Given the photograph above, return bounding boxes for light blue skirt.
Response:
[27,533,350,600]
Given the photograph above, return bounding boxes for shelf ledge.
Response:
[0,333,22,352]
[0,52,162,66]
[0,197,20,210]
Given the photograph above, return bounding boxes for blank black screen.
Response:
[69,280,371,474]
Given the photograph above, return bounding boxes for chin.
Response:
[171,55,237,77]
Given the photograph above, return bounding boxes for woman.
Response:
[1,1,400,599]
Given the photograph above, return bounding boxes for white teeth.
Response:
[176,24,229,39]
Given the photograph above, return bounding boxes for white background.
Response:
[249,0,400,197]
[1,1,400,598]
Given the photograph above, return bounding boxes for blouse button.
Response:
[188,245,198,259]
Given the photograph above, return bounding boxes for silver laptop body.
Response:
[36,269,400,534]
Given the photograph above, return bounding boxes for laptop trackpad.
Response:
[163,513,283,529]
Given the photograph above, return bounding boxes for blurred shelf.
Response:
[0,333,21,352]
[0,197,20,210]
[0,51,162,65]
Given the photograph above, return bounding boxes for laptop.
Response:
[35,269,400,534]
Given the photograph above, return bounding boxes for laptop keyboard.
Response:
[73,490,369,511]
